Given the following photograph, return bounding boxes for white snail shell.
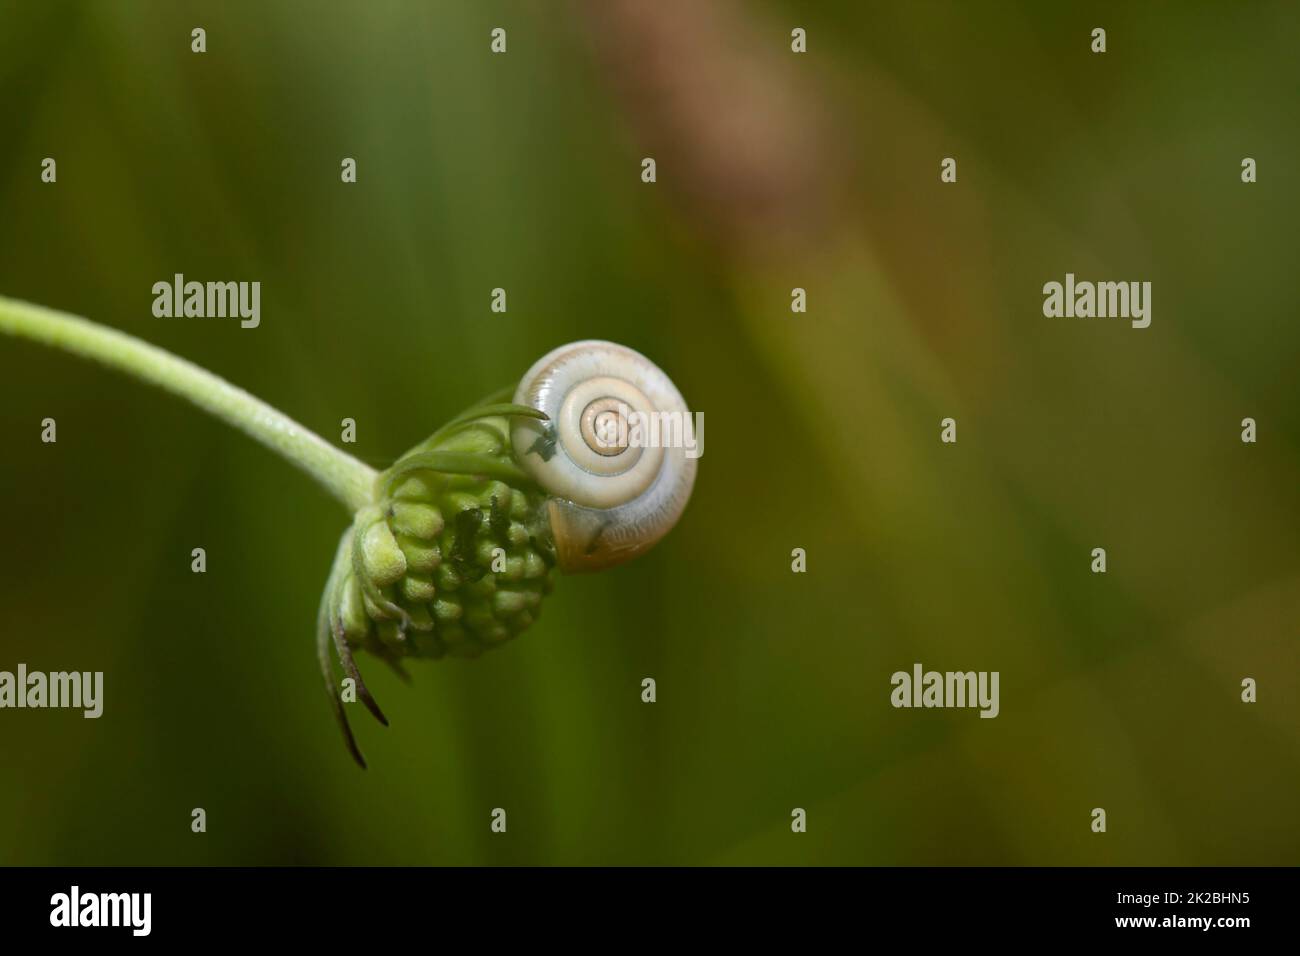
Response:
[511,341,697,573]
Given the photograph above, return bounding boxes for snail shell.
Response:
[511,341,697,572]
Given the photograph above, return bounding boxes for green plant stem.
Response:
[0,294,376,512]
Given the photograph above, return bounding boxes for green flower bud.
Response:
[335,415,556,661]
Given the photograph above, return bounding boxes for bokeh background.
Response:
[0,0,1296,865]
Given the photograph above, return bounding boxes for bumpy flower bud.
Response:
[345,416,557,664]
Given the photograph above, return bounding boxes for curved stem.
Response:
[0,294,376,512]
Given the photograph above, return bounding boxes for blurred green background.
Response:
[0,0,1296,865]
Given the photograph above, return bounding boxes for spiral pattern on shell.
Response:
[509,340,698,572]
